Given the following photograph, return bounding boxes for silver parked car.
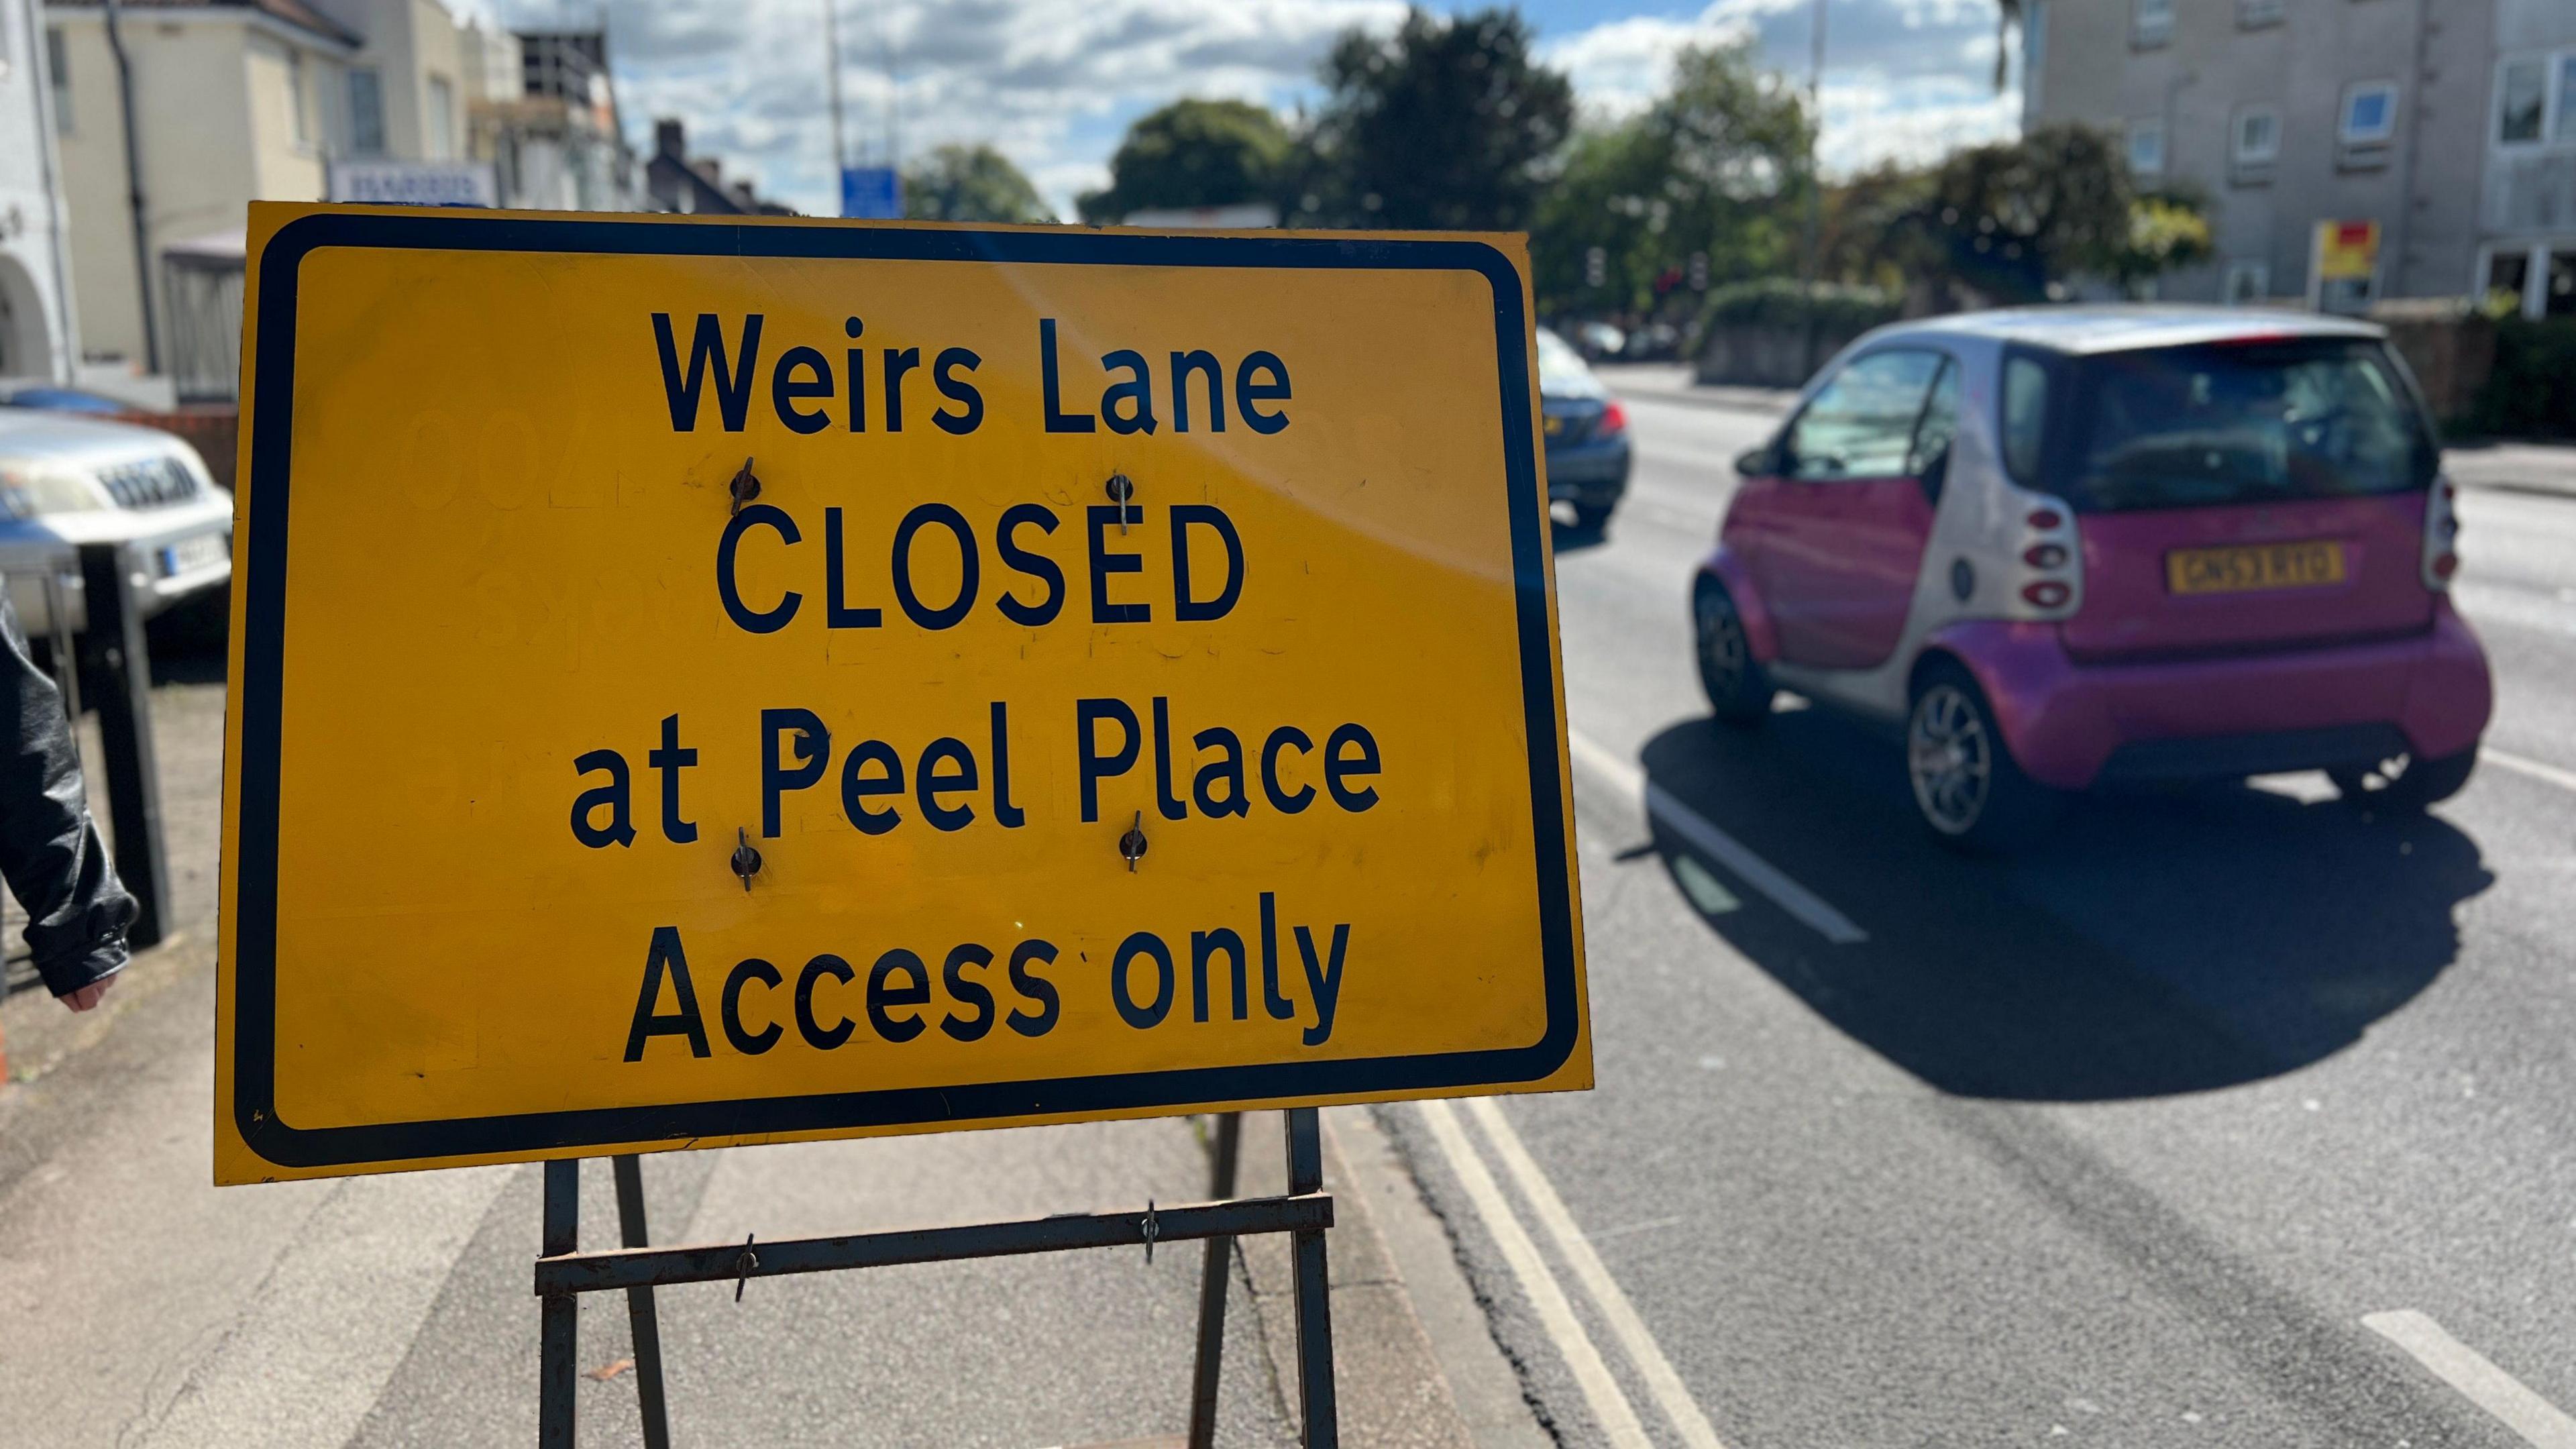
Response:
[0,409,234,635]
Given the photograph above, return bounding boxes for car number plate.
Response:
[161,531,230,578]
[2165,540,2345,596]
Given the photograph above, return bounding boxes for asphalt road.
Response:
[1382,384,2576,1448]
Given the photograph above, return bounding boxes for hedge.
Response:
[2469,318,2576,441]
[1695,278,1901,339]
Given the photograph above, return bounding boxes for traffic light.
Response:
[1690,252,1709,291]
[1585,246,1607,288]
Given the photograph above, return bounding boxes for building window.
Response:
[45,27,70,135]
[2500,59,2545,144]
[2127,119,2165,176]
[2341,82,2399,146]
[2559,56,2576,142]
[2233,107,2280,166]
[2224,261,2270,305]
[2133,0,2174,48]
[288,49,311,146]
[2485,250,2532,314]
[347,68,385,155]
[2237,0,2283,28]
[427,75,455,160]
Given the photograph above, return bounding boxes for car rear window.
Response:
[2055,339,2435,513]
[1535,327,1602,397]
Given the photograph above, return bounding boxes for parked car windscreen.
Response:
[2043,339,2436,513]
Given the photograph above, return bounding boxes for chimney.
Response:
[655,117,684,160]
[732,180,757,210]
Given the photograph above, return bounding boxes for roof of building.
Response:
[1885,305,2385,356]
[48,0,364,50]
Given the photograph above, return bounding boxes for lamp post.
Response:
[1801,0,1827,377]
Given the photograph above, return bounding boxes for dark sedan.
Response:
[1538,325,1631,530]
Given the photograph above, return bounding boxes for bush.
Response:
[1695,278,1900,340]
[2469,318,2576,440]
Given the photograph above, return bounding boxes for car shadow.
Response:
[1550,515,1611,555]
[144,585,228,686]
[1635,706,2493,1102]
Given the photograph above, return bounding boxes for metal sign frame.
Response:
[225,211,1581,1174]
[535,1109,1332,1448]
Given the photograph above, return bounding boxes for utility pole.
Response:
[103,0,160,374]
[822,0,847,201]
[1800,0,1827,377]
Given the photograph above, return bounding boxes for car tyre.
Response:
[2328,748,2476,810]
[1907,662,2059,853]
[1693,579,1772,726]
[1571,503,1612,533]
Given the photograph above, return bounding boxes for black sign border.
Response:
[233,211,1578,1168]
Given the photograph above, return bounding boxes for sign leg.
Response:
[612,1155,673,1449]
[1185,1113,1244,1449]
[76,543,168,949]
[1283,1109,1338,1448]
[540,1159,580,1449]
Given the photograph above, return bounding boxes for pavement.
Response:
[0,615,1546,1448]
[1380,380,2576,1446]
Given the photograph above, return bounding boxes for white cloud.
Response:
[480,0,2018,217]
[482,0,1405,217]
[1542,0,2021,176]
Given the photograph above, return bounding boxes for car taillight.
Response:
[2422,474,2460,592]
[2012,493,2081,617]
[1597,398,1628,438]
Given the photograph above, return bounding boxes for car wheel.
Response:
[1907,663,2058,852]
[2329,749,2476,810]
[1693,580,1772,726]
[1572,503,1611,533]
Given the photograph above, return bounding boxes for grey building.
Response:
[2024,0,2576,317]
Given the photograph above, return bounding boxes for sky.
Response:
[470,0,2024,219]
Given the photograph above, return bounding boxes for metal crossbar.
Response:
[533,1190,1333,1295]
[531,1108,1342,1448]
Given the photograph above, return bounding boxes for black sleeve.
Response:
[0,582,137,996]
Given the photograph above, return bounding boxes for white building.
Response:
[2023,0,2576,317]
[0,0,79,384]
[46,0,476,399]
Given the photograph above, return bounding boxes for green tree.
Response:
[1889,123,2207,306]
[902,144,1057,224]
[1530,42,1807,315]
[1289,7,1574,231]
[1077,99,1293,224]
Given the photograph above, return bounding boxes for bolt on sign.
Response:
[215,203,1590,1183]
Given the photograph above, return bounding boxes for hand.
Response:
[59,977,115,1013]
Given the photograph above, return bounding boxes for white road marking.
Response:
[2365,1310,2576,1448]
[2483,747,2576,797]
[1566,727,1868,944]
[1672,855,1743,915]
[1416,1099,1656,1449]
[1466,1097,1731,1449]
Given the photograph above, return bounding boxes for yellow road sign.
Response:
[216,203,1589,1183]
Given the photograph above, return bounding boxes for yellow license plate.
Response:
[2165,541,2347,595]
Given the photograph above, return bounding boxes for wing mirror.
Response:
[1733,446,1776,478]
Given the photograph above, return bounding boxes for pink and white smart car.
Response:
[1692,307,2492,849]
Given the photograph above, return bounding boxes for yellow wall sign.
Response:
[216,204,1589,1182]
[2315,219,2380,282]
